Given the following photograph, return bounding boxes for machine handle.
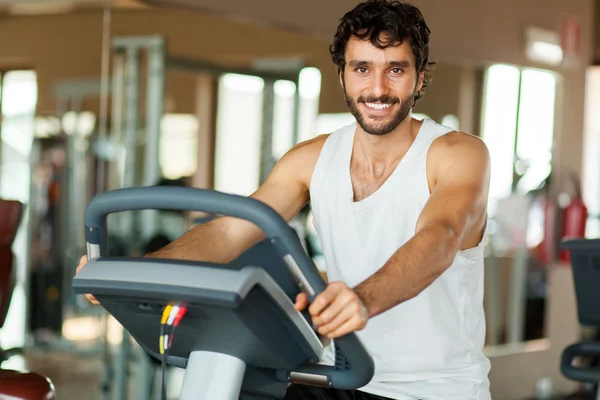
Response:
[85,186,294,246]
[561,341,600,383]
[84,186,374,389]
[85,186,326,293]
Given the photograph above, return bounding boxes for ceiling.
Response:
[0,0,343,38]
[137,0,347,38]
[0,0,148,15]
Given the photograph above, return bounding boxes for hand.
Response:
[294,281,368,339]
[76,255,99,305]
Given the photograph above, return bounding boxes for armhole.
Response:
[308,133,338,201]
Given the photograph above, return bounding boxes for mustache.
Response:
[356,95,400,104]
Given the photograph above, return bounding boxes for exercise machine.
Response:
[559,238,600,400]
[71,186,375,399]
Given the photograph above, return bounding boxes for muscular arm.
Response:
[353,133,491,318]
[146,137,324,264]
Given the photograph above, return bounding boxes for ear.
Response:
[338,68,345,90]
[416,70,425,93]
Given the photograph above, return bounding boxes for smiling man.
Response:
[284,2,491,399]
[76,1,491,399]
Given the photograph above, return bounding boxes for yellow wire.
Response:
[161,305,173,324]
[159,304,173,355]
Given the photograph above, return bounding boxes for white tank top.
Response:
[309,118,491,400]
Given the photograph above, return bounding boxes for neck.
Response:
[354,116,421,166]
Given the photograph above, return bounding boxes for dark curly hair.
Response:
[329,0,434,105]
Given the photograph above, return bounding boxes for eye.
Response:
[389,68,403,74]
[355,67,368,74]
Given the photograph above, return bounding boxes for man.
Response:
[77,0,491,399]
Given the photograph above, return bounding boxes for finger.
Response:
[294,293,309,311]
[85,294,99,305]
[326,314,366,339]
[308,282,344,316]
[317,303,356,336]
[312,290,355,326]
[76,255,88,274]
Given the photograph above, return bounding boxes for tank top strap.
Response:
[309,122,356,199]
[409,118,455,158]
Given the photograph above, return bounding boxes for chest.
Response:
[350,159,402,202]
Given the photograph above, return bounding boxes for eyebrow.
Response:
[348,60,411,68]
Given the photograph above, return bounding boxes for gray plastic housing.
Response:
[81,186,375,390]
[73,259,323,368]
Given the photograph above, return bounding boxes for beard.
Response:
[344,88,416,136]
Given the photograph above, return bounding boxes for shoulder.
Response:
[429,130,490,167]
[283,133,330,165]
[273,134,331,187]
[427,130,490,184]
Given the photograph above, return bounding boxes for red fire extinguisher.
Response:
[539,195,558,265]
[559,172,588,262]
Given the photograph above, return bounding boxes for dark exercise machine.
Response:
[559,239,600,400]
[71,186,375,399]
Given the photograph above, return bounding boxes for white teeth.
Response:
[365,103,391,109]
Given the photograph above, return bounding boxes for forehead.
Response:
[345,36,414,64]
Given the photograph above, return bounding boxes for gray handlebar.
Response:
[561,341,600,383]
[84,186,374,389]
[85,186,292,249]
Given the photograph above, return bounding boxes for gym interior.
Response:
[0,0,598,399]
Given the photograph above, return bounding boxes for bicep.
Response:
[416,136,490,241]
[251,172,309,222]
[225,143,314,245]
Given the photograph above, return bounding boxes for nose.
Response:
[370,71,389,99]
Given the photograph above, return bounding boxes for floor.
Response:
[6,341,187,400]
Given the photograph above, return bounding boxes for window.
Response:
[441,114,460,130]
[514,69,556,194]
[480,64,557,217]
[272,80,296,159]
[213,67,323,196]
[0,70,37,358]
[297,67,322,143]
[315,113,356,135]
[159,114,198,179]
[582,67,600,237]
[214,73,264,196]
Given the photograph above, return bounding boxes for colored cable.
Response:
[159,302,188,400]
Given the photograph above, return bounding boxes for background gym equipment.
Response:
[72,186,375,399]
[0,197,56,400]
[558,238,600,400]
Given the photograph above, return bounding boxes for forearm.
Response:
[146,217,264,264]
[354,225,459,318]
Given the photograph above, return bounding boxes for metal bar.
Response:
[113,35,164,50]
[507,245,528,343]
[52,79,109,99]
[259,80,275,184]
[136,352,154,400]
[484,239,502,346]
[64,96,84,311]
[167,56,298,83]
[140,36,166,241]
[96,0,112,194]
[123,46,140,189]
[110,52,125,190]
[511,70,523,193]
[116,44,141,400]
[292,80,301,144]
[115,331,132,400]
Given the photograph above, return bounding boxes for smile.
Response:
[364,102,392,110]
